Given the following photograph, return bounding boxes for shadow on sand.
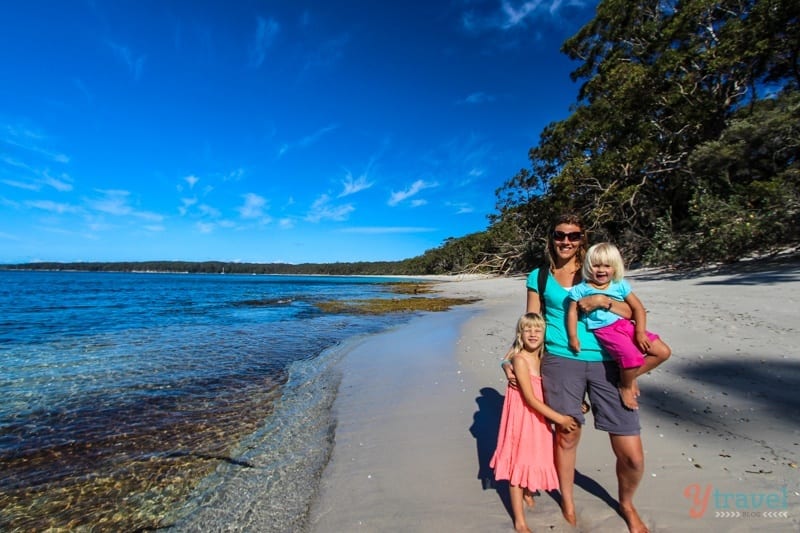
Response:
[630,253,800,285]
[469,387,622,520]
[640,356,800,431]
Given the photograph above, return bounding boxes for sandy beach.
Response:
[308,258,800,532]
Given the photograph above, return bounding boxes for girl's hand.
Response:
[558,415,578,433]
[635,331,651,353]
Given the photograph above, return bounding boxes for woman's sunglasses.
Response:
[552,230,583,242]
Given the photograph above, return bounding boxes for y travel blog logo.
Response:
[683,484,790,519]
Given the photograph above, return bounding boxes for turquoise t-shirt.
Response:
[568,279,632,330]
[526,268,611,362]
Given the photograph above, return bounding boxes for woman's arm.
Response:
[566,300,581,353]
[577,293,632,319]
[500,346,517,385]
[512,356,577,431]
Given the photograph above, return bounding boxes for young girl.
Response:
[492,313,578,533]
[566,242,671,410]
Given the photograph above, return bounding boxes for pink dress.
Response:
[489,372,559,491]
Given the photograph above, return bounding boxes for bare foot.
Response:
[619,386,639,410]
[523,489,536,508]
[620,504,649,533]
[513,520,532,533]
[561,501,577,526]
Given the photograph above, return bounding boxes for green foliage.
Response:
[401,232,497,274]
[647,90,800,263]
[488,0,800,271]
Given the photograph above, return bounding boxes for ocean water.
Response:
[0,270,416,531]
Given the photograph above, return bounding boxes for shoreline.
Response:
[308,263,800,531]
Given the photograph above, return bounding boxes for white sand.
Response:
[308,259,800,532]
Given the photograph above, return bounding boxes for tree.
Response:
[490,0,800,268]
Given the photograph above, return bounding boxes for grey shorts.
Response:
[541,353,640,435]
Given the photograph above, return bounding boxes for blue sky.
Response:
[1,0,596,264]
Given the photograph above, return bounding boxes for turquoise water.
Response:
[0,270,414,531]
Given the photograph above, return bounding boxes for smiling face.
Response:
[520,324,544,352]
[582,242,625,284]
[515,313,546,354]
[588,260,614,286]
[550,222,585,267]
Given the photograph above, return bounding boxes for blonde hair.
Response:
[583,242,625,283]
[512,312,546,355]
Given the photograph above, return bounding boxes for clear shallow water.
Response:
[0,270,413,531]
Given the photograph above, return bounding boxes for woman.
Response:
[503,213,650,533]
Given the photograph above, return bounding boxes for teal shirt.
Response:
[526,268,611,362]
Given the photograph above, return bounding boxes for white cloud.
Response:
[457,91,496,105]
[88,189,163,221]
[1,154,72,191]
[0,140,68,165]
[501,0,542,28]
[179,197,197,215]
[198,204,221,218]
[238,192,268,219]
[87,221,114,232]
[196,221,215,233]
[185,175,199,189]
[1,155,33,172]
[461,0,580,32]
[134,210,164,222]
[26,200,81,214]
[279,217,294,229]
[249,16,280,68]
[278,124,338,157]
[388,179,437,206]
[2,124,43,141]
[339,171,373,197]
[306,194,354,222]
[43,172,73,192]
[107,41,146,80]
[89,189,134,216]
[448,201,475,214]
[340,226,436,234]
[299,123,338,148]
[2,178,39,191]
[224,168,245,181]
